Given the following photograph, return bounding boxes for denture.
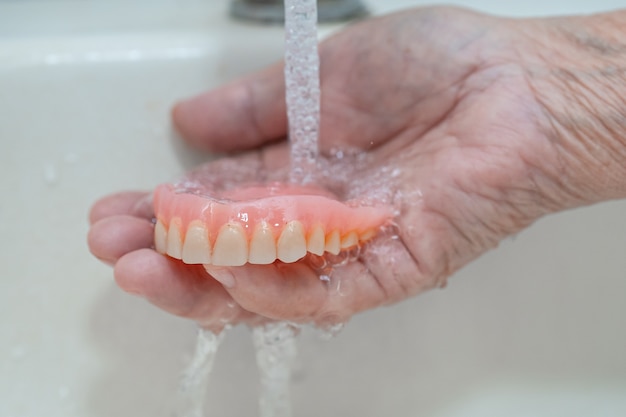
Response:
[153,182,393,266]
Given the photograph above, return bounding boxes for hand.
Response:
[88,7,626,328]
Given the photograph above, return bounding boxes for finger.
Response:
[204,259,388,326]
[204,263,324,323]
[88,215,154,265]
[89,191,152,224]
[172,63,287,153]
[115,249,258,331]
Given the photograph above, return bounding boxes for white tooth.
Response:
[359,229,376,242]
[340,231,359,249]
[154,220,167,254]
[277,221,307,263]
[248,221,277,265]
[212,222,248,266]
[182,220,211,264]
[166,218,183,259]
[325,230,340,255]
[307,224,325,256]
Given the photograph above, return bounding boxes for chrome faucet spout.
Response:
[230,0,368,24]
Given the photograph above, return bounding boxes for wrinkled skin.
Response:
[88,7,626,331]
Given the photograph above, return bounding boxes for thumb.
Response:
[172,62,287,153]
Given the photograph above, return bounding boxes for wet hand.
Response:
[88,7,626,327]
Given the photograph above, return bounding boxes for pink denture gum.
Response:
[153,182,393,266]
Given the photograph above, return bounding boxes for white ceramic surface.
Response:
[1,1,625,416]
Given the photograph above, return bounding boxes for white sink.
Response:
[1,1,625,416]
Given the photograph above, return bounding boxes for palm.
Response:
[314,8,555,290]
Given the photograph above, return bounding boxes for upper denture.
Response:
[153,182,393,266]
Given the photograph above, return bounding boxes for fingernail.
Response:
[204,265,236,288]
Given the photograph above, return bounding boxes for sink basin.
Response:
[1,1,625,416]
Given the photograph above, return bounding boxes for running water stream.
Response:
[173,328,224,417]
[177,1,322,415]
[253,1,322,415]
[284,0,321,184]
[253,323,299,417]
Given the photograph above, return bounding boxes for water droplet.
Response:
[325,251,349,267]
[307,254,327,270]
[58,385,69,400]
[316,322,345,340]
[43,163,58,185]
[11,345,26,359]
[64,153,78,164]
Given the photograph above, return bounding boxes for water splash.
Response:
[316,322,346,341]
[252,322,299,417]
[173,327,225,417]
[284,0,320,184]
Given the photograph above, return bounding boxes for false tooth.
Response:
[277,221,307,263]
[325,230,341,255]
[359,229,376,242]
[340,231,359,249]
[166,218,183,259]
[212,222,248,266]
[182,220,211,264]
[307,224,325,256]
[154,220,168,254]
[248,221,277,265]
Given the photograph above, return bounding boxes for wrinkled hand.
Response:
[88,7,623,330]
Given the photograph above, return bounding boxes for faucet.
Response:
[230,0,368,24]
